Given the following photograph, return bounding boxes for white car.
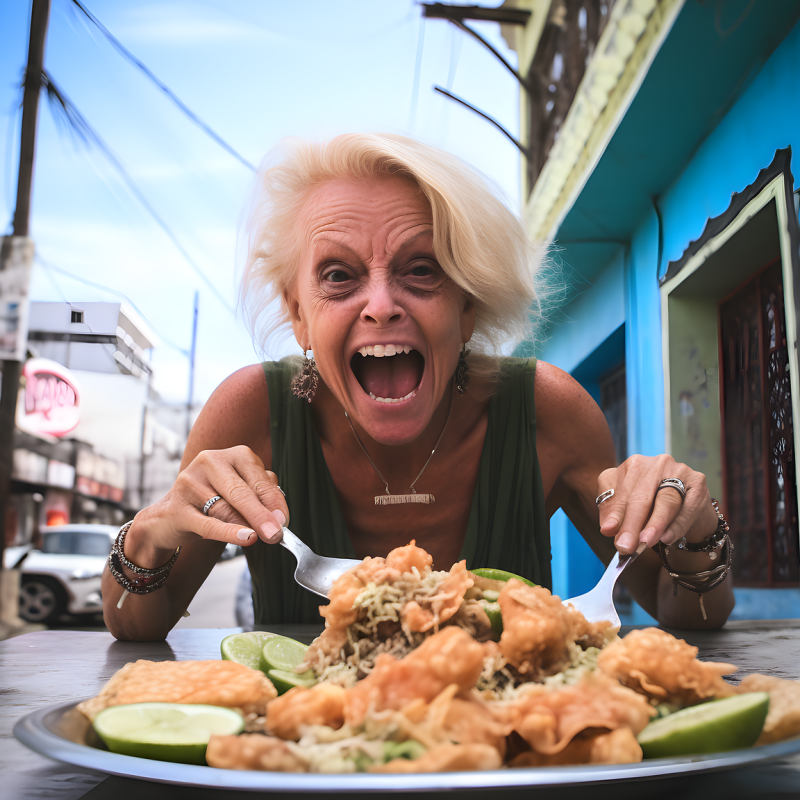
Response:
[15,524,117,624]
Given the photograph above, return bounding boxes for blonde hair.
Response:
[240,133,547,378]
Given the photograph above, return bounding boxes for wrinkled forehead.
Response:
[297,176,434,257]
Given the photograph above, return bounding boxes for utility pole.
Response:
[186,291,198,441]
[0,0,51,626]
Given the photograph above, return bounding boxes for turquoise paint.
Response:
[539,248,626,374]
[659,21,800,270]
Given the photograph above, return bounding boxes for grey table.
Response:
[3,622,800,800]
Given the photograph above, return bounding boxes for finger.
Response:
[176,502,258,546]
[205,498,248,528]
[615,456,677,553]
[229,451,290,531]
[199,456,284,543]
[639,484,686,547]
[596,468,621,536]
[660,481,715,545]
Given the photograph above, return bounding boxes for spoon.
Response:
[562,542,647,633]
[279,527,360,598]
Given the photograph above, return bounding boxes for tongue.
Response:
[358,354,421,399]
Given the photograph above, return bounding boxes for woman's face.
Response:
[286,176,474,446]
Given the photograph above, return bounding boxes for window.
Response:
[719,259,799,586]
[70,309,84,324]
[40,531,113,556]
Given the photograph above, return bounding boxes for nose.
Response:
[360,276,405,327]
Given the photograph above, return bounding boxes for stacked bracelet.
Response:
[107,521,181,608]
[655,499,733,620]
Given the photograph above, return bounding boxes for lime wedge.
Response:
[93,703,244,764]
[638,692,769,758]
[262,636,310,673]
[481,600,504,637]
[267,668,318,694]
[471,568,536,587]
[261,636,316,694]
[220,631,280,672]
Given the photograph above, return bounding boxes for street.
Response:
[174,554,246,630]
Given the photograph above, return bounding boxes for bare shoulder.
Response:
[533,360,616,494]
[181,364,271,468]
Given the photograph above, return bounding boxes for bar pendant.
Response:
[375,493,435,505]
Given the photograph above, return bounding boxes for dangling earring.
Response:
[455,343,470,395]
[291,350,319,402]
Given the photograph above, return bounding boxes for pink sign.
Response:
[17,358,81,438]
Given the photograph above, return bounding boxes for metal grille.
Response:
[719,260,799,586]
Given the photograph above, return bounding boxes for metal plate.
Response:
[15,699,800,793]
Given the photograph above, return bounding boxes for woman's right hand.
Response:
[125,445,289,565]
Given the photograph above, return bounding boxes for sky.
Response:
[0,0,522,408]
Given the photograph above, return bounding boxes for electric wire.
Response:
[36,255,191,356]
[40,70,236,315]
[69,0,257,173]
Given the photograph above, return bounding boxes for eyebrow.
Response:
[311,229,434,260]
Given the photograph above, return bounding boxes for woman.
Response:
[103,134,734,640]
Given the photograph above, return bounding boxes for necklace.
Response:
[344,383,455,505]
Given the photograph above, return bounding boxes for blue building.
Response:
[502,0,800,621]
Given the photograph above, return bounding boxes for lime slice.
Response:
[638,692,769,758]
[93,703,244,764]
[267,668,318,694]
[220,631,280,672]
[471,568,536,587]
[262,636,317,694]
[262,636,310,672]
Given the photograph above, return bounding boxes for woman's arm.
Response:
[536,362,734,629]
[102,364,289,641]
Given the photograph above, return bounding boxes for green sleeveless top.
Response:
[245,356,551,625]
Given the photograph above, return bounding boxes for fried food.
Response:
[266,683,346,741]
[596,628,735,706]
[508,673,653,756]
[302,542,477,682]
[77,659,277,720]
[344,627,485,727]
[371,743,503,773]
[736,673,800,744]
[497,580,610,678]
[207,734,308,772]
[508,728,642,767]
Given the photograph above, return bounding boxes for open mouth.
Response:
[350,345,425,403]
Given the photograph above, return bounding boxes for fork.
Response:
[279,527,360,598]
[562,542,647,632]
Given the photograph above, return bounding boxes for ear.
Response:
[283,288,309,350]
[460,295,476,344]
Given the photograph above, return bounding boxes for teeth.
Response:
[357,344,412,357]
[368,389,417,403]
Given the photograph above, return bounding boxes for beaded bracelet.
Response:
[107,520,181,608]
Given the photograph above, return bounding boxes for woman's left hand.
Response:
[596,455,719,554]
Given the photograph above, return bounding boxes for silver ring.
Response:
[202,495,222,515]
[595,489,615,505]
[277,486,286,498]
[657,477,686,500]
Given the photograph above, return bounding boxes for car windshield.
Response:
[40,531,112,556]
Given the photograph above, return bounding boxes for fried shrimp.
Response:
[736,673,800,744]
[266,683,347,741]
[596,628,735,706]
[345,627,485,726]
[508,727,643,767]
[508,673,653,756]
[77,659,277,720]
[372,743,503,773]
[497,580,611,677]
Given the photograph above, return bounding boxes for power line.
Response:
[40,69,236,315]
[36,255,192,356]
[69,0,257,173]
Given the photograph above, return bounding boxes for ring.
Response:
[202,495,222,515]
[595,489,615,505]
[657,477,686,500]
[277,486,286,498]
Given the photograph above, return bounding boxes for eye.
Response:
[323,268,351,284]
[410,263,434,277]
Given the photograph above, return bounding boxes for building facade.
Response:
[503,0,800,620]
